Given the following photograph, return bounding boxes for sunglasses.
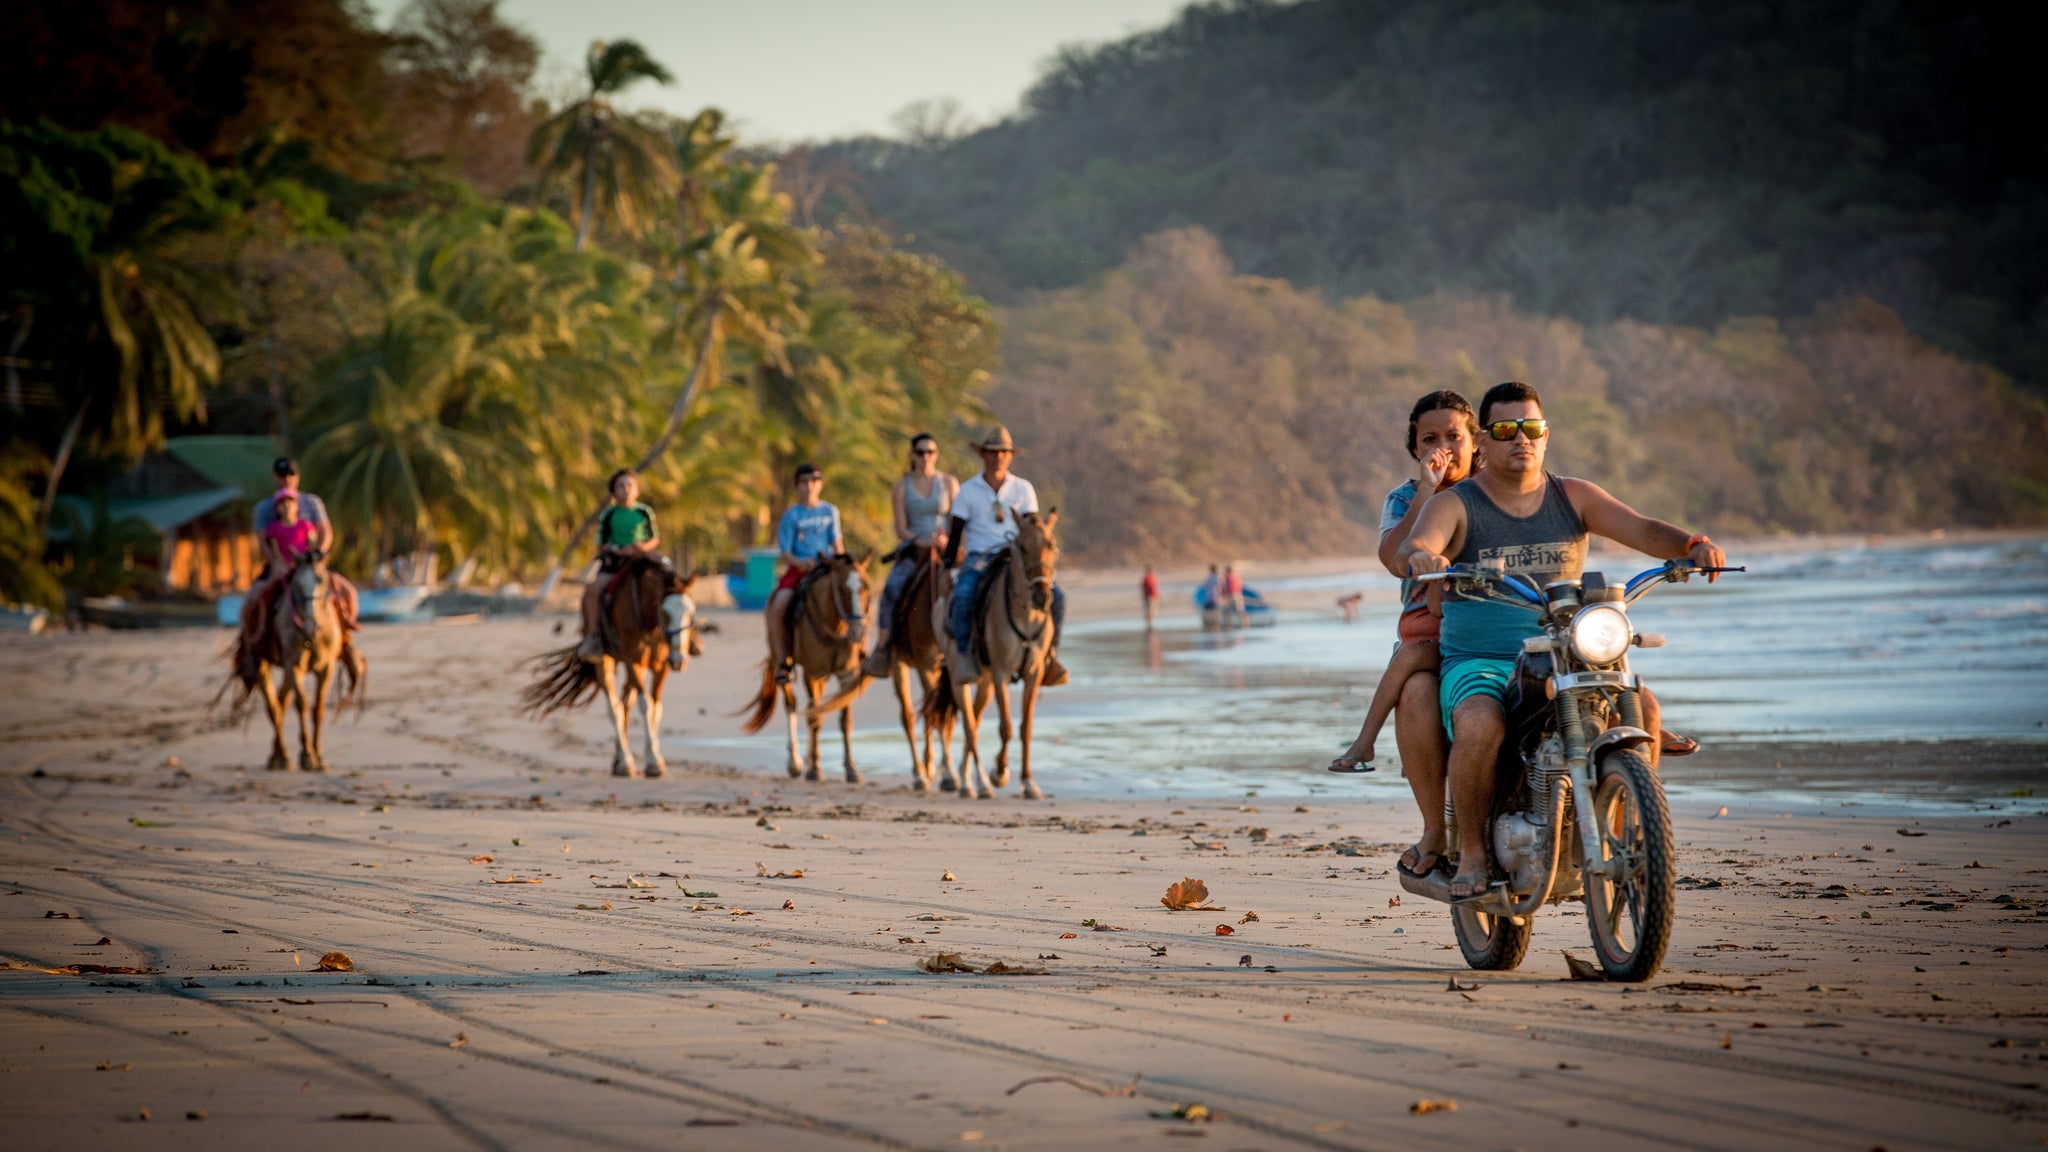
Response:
[1486,418,1548,442]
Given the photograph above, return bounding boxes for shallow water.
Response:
[720,536,2048,812]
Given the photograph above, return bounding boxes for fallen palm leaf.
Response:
[676,884,719,897]
[1006,1072,1142,1098]
[315,952,353,972]
[1161,878,1223,911]
[1561,951,1603,981]
[1409,1099,1457,1115]
[918,952,977,973]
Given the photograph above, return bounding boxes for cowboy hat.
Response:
[972,426,1018,453]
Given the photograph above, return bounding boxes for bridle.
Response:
[801,559,866,649]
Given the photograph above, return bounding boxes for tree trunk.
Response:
[5,306,31,414]
[574,117,601,252]
[536,300,725,602]
[38,401,89,528]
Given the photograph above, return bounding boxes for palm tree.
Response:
[526,39,675,251]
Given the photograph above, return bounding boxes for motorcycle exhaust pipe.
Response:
[1399,785,1568,919]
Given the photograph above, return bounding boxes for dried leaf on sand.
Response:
[315,952,353,972]
[1410,1099,1457,1115]
[1147,1103,1211,1122]
[490,877,541,885]
[1561,951,1603,981]
[918,953,978,973]
[1214,924,1235,935]
[942,870,958,882]
[574,902,613,911]
[1237,911,1259,924]
[756,862,804,878]
[981,961,1048,976]
[1160,878,1223,911]
[467,855,494,865]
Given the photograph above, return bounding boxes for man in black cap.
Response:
[238,457,359,677]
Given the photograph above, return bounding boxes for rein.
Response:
[799,565,863,651]
[999,549,1050,645]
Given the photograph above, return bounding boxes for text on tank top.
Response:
[1438,472,1587,662]
[902,474,951,543]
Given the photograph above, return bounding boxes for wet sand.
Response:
[3,605,2047,1151]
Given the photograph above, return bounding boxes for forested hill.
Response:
[820,0,2047,391]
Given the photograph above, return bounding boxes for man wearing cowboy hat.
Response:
[940,426,1068,686]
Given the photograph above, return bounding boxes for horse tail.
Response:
[519,645,601,718]
[805,672,870,719]
[736,659,780,734]
[923,663,959,726]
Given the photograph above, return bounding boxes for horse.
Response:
[925,511,1059,800]
[521,554,700,778]
[739,552,871,782]
[807,547,960,792]
[217,550,365,772]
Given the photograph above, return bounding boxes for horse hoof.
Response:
[1021,782,1043,800]
[613,765,637,778]
[938,776,957,792]
[786,764,802,779]
[267,755,290,772]
[913,778,930,794]
[805,767,822,782]
[991,770,1010,789]
[645,763,666,779]
[844,767,862,784]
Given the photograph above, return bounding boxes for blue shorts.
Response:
[1439,657,1517,740]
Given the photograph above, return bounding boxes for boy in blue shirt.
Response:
[766,463,843,683]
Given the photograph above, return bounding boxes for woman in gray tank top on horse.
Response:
[863,432,960,677]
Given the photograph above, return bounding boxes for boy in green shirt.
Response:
[578,469,661,662]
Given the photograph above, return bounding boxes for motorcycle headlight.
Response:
[1570,604,1633,664]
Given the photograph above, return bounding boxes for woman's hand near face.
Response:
[1419,446,1456,491]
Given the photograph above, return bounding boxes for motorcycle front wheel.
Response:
[1452,901,1532,970]
[1585,750,1675,981]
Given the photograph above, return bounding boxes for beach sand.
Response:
[3,596,2046,1151]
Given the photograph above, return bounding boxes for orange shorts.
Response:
[1397,605,1439,646]
[776,566,806,593]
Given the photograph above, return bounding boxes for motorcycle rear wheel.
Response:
[1585,750,1675,982]
[1452,901,1532,970]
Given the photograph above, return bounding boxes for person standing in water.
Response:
[1141,564,1160,629]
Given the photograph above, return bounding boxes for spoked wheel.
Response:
[1585,750,1675,982]
[1452,899,1532,970]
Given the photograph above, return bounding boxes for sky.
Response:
[366,0,1193,145]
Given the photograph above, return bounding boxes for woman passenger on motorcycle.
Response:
[863,433,958,678]
[1328,391,1479,882]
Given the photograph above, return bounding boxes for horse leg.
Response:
[260,664,290,771]
[642,664,667,779]
[838,676,862,784]
[959,678,991,800]
[804,676,826,782]
[893,664,926,791]
[990,678,1014,791]
[1018,672,1043,800]
[782,679,803,778]
[291,665,313,772]
[604,657,638,778]
[304,666,331,773]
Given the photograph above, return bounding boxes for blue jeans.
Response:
[952,550,1064,652]
[877,552,917,631]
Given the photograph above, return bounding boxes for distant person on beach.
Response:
[1329,392,1478,891]
[577,468,664,662]
[1400,380,1725,898]
[766,462,843,684]
[1335,591,1363,623]
[1141,564,1160,629]
[863,433,958,678]
[1220,563,1246,628]
[1199,564,1220,627]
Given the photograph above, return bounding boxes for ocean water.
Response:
[719,537,2048,811]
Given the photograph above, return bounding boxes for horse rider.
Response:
[862,432,958,678]
[765,462,844,685]
[577,468,665,662]
[939,426,1068,686]
[240,456,359,676]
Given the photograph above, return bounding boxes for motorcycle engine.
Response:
[1491,735,1569,897]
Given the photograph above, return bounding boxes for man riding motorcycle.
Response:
[1398,381,1725,900]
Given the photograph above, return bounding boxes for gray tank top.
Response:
[1439,472,1587,660]
[903,474,952,544]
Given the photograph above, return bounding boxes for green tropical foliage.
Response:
[526,39,675,251]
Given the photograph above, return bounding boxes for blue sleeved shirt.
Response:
[1379,480,1425,612]
[777,503,841,563]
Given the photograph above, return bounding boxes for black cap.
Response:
[273,456,299,477]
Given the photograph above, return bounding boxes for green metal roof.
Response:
[47,488,244,541]
[162,435,283,499]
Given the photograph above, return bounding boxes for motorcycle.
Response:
[1402,558,1741,982]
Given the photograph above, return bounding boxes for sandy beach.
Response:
[4,588,2047,1151]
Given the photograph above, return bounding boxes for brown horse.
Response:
[808,547,960,792]
[217,551,365,772]
[740,553,871,782]
[926,511,1059,800]
[522,555,699,778]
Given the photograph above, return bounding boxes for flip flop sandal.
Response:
[1398,845,1444,879]
[1449,873,1493,901]
[1661,732,1699,757]
[1326,755,1377,773]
